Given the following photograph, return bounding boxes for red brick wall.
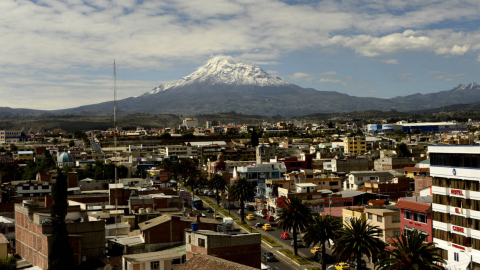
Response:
[15,210,49,269]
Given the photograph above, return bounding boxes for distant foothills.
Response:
[1,57,480,117]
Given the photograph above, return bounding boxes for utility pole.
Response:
[328,193,332,215]
[113,59,118,237]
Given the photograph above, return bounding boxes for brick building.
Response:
[185,229,261,269]
[15,201,105,269]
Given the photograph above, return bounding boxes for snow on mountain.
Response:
[148,56,289,94]
[451,82,479,92]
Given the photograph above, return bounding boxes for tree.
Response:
[68,140,75,147]
[333,218,385,270]
[208,174,226,206]
[185,170,206,203]
[303,214,342,270]
[49,170,74,270]
[229,177,255,222]
[0,255,17,270]
[158,132,172,139]
[396,143,412,158]
[375,230,445,270]
[277,196,312,256]
[251,127,259,147]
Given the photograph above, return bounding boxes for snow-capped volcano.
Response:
[451,82,479,92]
[148,56,289,94]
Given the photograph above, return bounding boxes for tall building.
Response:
[344,137,367,155]
[430,146,480,269]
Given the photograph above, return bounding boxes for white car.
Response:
[261,263,272,270]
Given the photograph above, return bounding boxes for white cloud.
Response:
[287,71,344,84]
[432,73,468,81]
[1,0,480,108]
[373,59,399,64]
[395,72,414,82]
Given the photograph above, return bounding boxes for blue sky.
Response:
[0,0,479,109]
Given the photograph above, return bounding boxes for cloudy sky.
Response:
[1,0,479,110]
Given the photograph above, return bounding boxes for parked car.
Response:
[246,214,255,220]
[203,190,211,195]
[266,215,275,222]
[291,239,305,247]
[213,214,222,219]
[247,205,255,211]
[255,222,263,228]
[262,224,273,231]
[263,252,276,262]
[256,211,267,218]
[280,232,290,239]
[261,263,272,270]
[206,207,214,213]
[311,246,322,255]
[334,262,350,270]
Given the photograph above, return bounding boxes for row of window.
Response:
[431,153,480,168]
[404,210,427,224]
[433,228,471,247]
[434,212,480,230]
[433,194,480,211]
[433,177,480,191]
[367,213,400,223]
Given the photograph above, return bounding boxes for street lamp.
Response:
[460,250,473,270]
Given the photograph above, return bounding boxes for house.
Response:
[395,196,433,242]
[374,157,416,171]
[15,201,105,269]
[122,245,186,270]
[364,206,401,242]
[0,234,8,260]
[344,171,395,191]
[185,228,261,269]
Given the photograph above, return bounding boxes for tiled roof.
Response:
[0,233,9,244]
[395,199,431,213]
[178,253,260,270]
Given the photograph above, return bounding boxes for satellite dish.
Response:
[82,256,86,262]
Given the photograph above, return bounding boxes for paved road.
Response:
[261,246,298,270]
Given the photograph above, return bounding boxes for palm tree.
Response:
[277,196,312,256]
[229,177,255,222]
[225,184,235,214]
[333,217,385,270]
[208,174,226,206]
[375,230,446,270]
[303,214,341,270]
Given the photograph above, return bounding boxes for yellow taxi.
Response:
[334,262,350,270]
[310,246,322,255]
[213,214,222,219]
[262,223,273,231]
[246,214,255,220]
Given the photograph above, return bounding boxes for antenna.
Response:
[114,59,118,236]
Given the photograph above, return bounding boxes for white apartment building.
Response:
[237,162,287,197]
[165,145,197,158]
[0,130,22,144]
[343,171,394,190]
[16,182,52,197]
[430,145,480,269]
[182,118,198,128]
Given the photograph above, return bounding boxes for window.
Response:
[171,258,181,265]
[454,252,459,262]
[377,215,383,222]
[198,238,205,247]
[404,210,411,220]
[378,230,384,237]
[413,213,427,224]
[150,261,160,269]
[188,235,191,243]
[392,215,400,223]
[393,230,401,237]
[368,213,373,220]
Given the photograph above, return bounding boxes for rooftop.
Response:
[177,253,260,270]
[138,215,220,231]
[123,245,185,263]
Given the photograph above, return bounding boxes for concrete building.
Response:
[365,207,401,242]
[122,245,185,270]
[374,157,416,171]
[344,171,395,191]
[236,162,287,197]
[182,118,198,128]
[16,181,51,197]
[13,151,34,162]
[0,234,8,260]
[430,145,480,269]
[395,196,433,242]
[342,207,366,226]
[363,177,412,201]
[79,178,109,191]
[15,201,105,269]
[344,137,367,155]
[165,145,197,158]
[331,158,373,174]
[185,229,261,269]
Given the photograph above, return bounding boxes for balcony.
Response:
[433,220,451,231]
[432,186,448,195]
[432,238,450,248]
[450,225,470,237]
[432,203,450,213]
[450,188,468,199]
[470,191,480,201]
[451,207,470,218]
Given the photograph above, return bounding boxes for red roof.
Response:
[402,167,430,172]
[395,199,431,213]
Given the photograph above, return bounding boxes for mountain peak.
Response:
[148,56,289,94]
[452,82,479,92]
